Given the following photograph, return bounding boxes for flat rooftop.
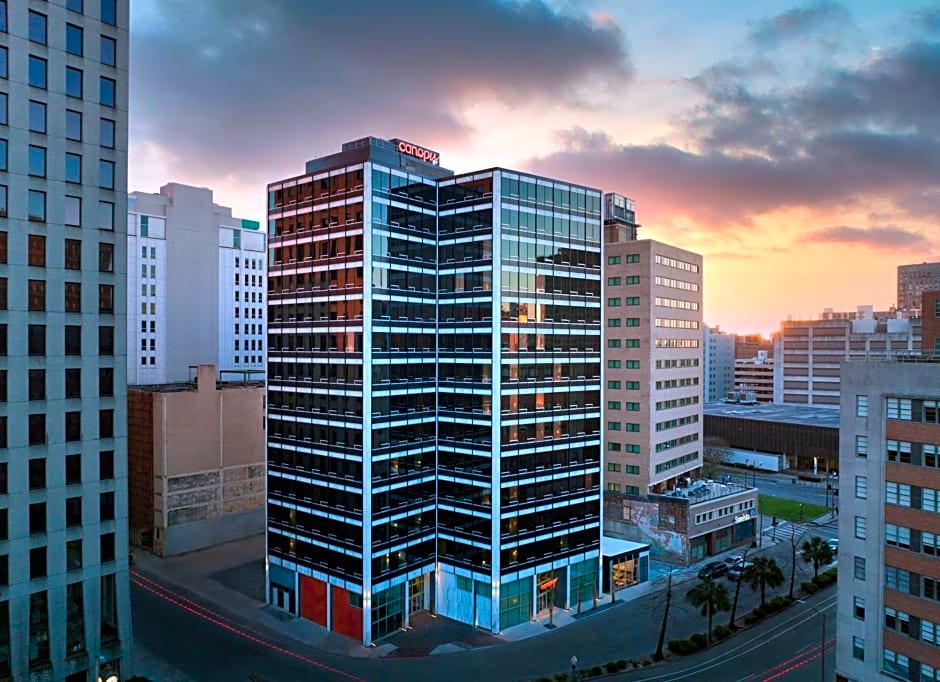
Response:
[704,401,840,429]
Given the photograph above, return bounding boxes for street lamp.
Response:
[570,655,579,682]
[799,503,805,522]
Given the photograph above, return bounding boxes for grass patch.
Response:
[758,495,828,522]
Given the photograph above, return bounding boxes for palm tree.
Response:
[801,536,834,580]
[686,578,731,642]
[746,556,785,608]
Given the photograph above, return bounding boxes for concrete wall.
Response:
[131,364,266,556]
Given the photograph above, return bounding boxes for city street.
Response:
[132,521,837,682]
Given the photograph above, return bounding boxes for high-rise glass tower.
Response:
[266,137,603,644]
[0,1,132,679]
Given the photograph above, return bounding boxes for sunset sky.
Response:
[128,0,940,335]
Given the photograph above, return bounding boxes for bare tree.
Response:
[727,548,749,630]
[786,525,802,599]
[653,567,674,661]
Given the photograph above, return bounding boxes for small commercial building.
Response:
[127,364,266,556]
[601,537,650,594]
[704,401,840,474]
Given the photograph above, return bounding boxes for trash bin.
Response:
[793,478,797,484]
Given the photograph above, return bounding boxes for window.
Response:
[883,649,908,677]
[28,279,46,311]
[854,516,866,539]
[28,458,45,490]
[607,442,621,452]
[607,462,621,472]
[29,502,46,534]
[854,556,865,580]
[66,24,83,55]
[28,325,45,356]
[30,547,47,579]
[608,339,621,348]
[65,368,81,399]
[0,47,6,78]
[607,482,621,492]
[625,465,640,474]
[29,56,47,89]
[99,200,114,230]
[608,360,621,369]
[28,234,46,267]
[28,369,45,401]
[99,325,114,355]
[101,0,117,25]
[98,284,113,313]
[100,35,116,66]
[923,487,939,513]
[28,100,46,133]
[98,367,113,397]
[65,152,82,183]
[100,118,115,148]
[99,450,114,480]
[851,636,864,661]
[855,395,868,417]
[65,412,81,442]
[65,325,82,355]
[924,532,940,556]
[0,186,5,217]
[855,435,867,457]
[626,318,640,327]
[66,67,83,98]
[28,145,46,177]
[885,523,910,549]
[100,532,115,563]
[28,190,46,222]
[65,239,82,269]
[65,454,81,485]
[99,409,113,438]
[608,421,621,431]
[887,398,912,420]
[100,492,114,521]
[608,298,621,306]
[607,277,621,286]
[884,607,911,635]
[608,319,621,327]
[99,159,114,189]
[854,476,867,499]
[66,109,82,140]
[885,482,912,507]
[28,11,47,44]
[886,439,912,464]
[607,381,620,389]
[66,497,82,527]
[98,243,114,272]
[608,256,621,265]
[926,400,940,424]
[99,76,116,107]
[68,0,84,13]
[0,139,5,171]
[65,582,84,655]
[853,596,865,620]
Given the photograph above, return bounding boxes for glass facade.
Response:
[266,140,602,641]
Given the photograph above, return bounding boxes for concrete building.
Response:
[734,333,773,360]
[734,350,774,403]
[704,402,839,474]
[0,1,133,679]
[922,291,940,356]
[266,137,604,643]
[601,199,756,563]
[705,325,736,402]
[774,306,921,406]
[836,358,940,682]
[127,183,266,385]
[898,261,940,314]
[126,365,265,556]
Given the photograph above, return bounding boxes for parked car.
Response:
[727,561,754,581]
[698,561,728,580]
[827,538,839,556]
[724,555,746,568]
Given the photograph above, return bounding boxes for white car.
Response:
[827,538,839,556]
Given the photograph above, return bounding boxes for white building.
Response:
[127,183,266,385]
[734,350,773,403]
[705,325,736,401]
[0,1,132,679]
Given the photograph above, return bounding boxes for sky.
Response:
[127,0,940,336]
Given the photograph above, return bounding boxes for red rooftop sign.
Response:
[394,139,440,165]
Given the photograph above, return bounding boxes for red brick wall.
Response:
[127,390,154,544]
[923,291,940,354]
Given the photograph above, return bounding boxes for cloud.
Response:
[129,0,631,185]
[748,1,852,48]
[805,225,928,249]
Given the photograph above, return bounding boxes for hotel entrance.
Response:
[409,575,426,615]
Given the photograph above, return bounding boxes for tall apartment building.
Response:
[922,291,940,356]
[266,137,603,643]
[704,325,735,401]
[836,359,940,682]
[0,1,132,679]
[774,306,921,405]
[602,202,756,562]
[898,261,940,314]
[127,183,266,385]
[734,350,773,402]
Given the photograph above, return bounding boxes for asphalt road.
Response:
[720,468,838,509]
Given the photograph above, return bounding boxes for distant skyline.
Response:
[128,0,940,335]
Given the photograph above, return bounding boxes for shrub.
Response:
[802,581,818,594]
[605,662,619,674]
[690,632,708,649]
[713,624,731,640]
[641,659,652,666]
[554,675,568,682]
[767,596,787,612]
[591,666,603,677]
[668,639,699,656]
[616,660,628,670]
[744,613,757,625]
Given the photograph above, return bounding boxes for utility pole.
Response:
[820,612,826,682]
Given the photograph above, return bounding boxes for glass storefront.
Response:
[371,584,404,641]
[499,576,532,630]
